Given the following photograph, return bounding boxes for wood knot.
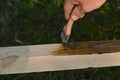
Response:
[1,55,18,68]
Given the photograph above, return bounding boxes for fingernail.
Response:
[80,14,85,18]
[71,15,79,21]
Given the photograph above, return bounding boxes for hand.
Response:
[64,0,106,21]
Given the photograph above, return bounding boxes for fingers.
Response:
[64,0,74,20]
[64,0,106,21]
[64,0,85,21]
[71,5,85,21]
[80,0,106,13]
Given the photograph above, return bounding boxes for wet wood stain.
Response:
[52,40,120,56]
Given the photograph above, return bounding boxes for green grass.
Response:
[0,0,120,80]
[0,67,120,80]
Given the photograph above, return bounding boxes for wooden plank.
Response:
[0,40,120,74]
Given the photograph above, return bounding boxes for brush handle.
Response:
[64,18,74,37]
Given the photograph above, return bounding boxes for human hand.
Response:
[64,0,106,21]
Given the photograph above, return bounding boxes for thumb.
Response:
[71,5,85,21]
[64,0,74,20]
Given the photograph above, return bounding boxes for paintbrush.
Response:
[60,18,77,49]
[60,18,74,43]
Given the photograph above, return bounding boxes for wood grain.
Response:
[0,40,120,74]
[53,40,120,55]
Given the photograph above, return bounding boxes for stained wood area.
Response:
[54,40,120,55]
[0,40,120,74]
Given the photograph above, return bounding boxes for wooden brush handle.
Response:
[64,18,74,37]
